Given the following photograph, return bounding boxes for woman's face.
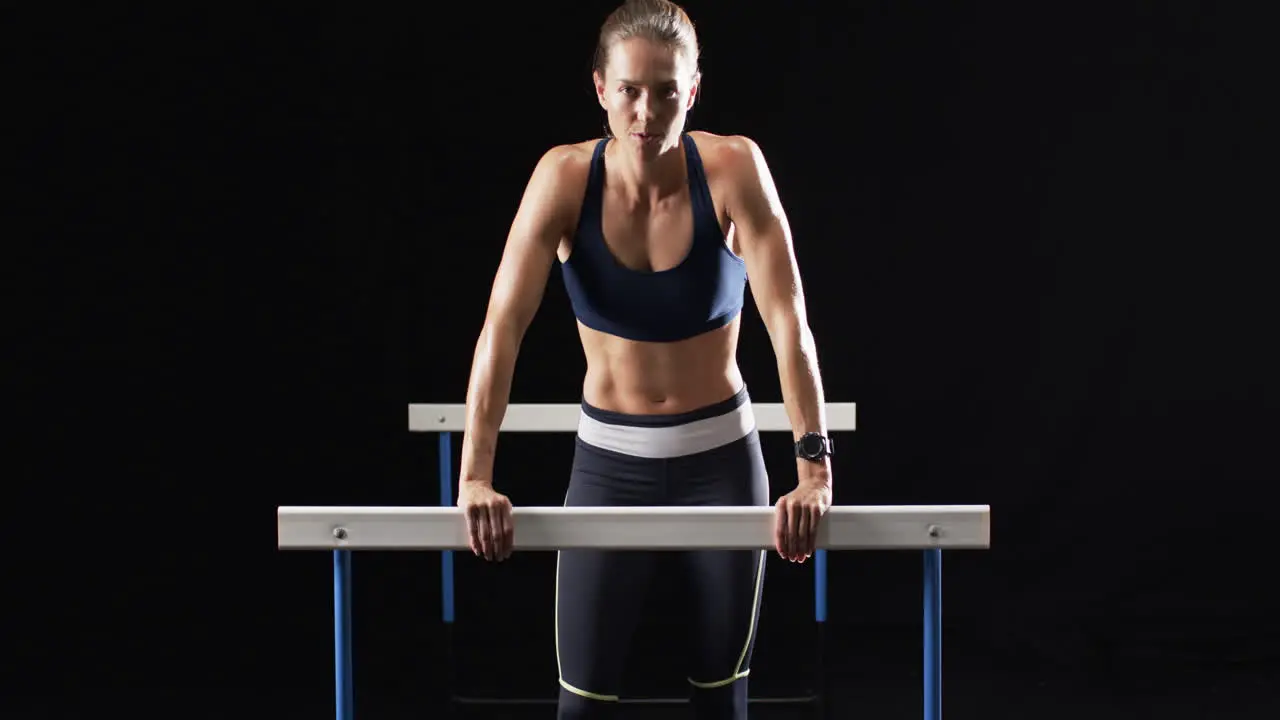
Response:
[594,37,699,157]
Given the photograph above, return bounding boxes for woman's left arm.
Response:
[723,135,834,564]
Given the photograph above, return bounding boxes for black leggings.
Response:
[555,389,770,720]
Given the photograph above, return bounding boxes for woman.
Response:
[455,1,835,717]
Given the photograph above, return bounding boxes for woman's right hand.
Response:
[457,481,514,561]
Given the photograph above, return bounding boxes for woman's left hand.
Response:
[774,479,832,562]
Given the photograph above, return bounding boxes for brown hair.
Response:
[593,0,701,79]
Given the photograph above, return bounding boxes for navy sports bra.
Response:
[559,134,747,343]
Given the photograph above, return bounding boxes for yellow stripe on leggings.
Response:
[558,677,620,702]
[554,549,621,702]
[553,492,619,702]
[688,549,767,689]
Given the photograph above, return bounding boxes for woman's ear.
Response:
[593,70,608,109]
[688,71,702,109]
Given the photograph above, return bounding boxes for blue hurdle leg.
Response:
[815,548,828,717]
[334,549,354,720]
[439,432,455,624]
[815,548,828,623]
[439,431,457,711]
[923,548,941,720]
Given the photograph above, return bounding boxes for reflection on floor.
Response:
[9,657,1278,720]
[10,622,1278,718]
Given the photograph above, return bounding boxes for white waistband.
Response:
[576,401,756,459]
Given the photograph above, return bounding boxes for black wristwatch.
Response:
[794,432,834,462]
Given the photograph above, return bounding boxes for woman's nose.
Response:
[635,95,657,121]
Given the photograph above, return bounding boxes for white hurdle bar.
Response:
[278,505,991,551]
[408,401,859,434]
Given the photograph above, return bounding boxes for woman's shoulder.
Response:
[527,138,601,193]
[538,138,602,173]
[686,131,764,173]
[514,139,603,229]
[686,130,772,200]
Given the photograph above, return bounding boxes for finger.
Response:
[796,506,810,562]
[475,510,493,561]
[485,507,500,562]
[485,502,505,561]
[466,506,482,556]
[783,499,793,561]
[780,501,792,561]
[774,499,788,558]
[807,505,821,558]
[467,507,482,557]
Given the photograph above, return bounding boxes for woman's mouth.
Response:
[632,132,660,143]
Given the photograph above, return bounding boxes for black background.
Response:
[11,1,1276,718]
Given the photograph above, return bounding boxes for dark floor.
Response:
[9,658,1278,719]
[11,620,1279,719]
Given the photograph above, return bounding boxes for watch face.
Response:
[801,434,823,457]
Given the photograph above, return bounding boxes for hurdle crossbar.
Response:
[408,401,858,433]
[278,505,990,551]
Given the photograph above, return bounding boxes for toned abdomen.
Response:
[577,318,744,415]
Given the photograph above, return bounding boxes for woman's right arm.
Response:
[456,146,577,559]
